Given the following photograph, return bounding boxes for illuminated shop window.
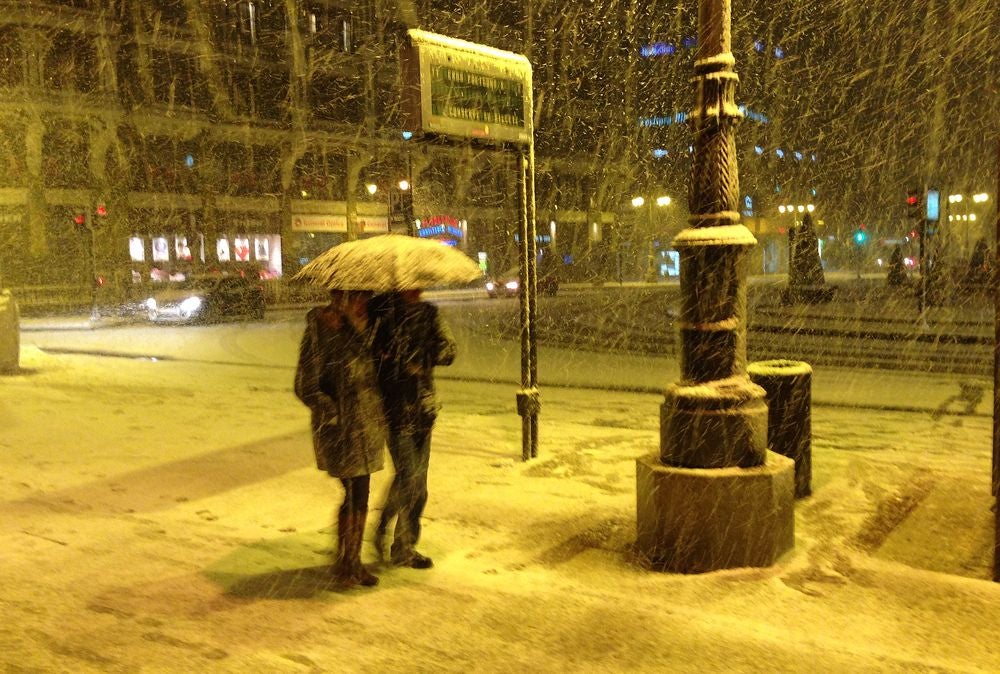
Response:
[233,236,251,262]
[152,237,169,262]
[129,237,145,262]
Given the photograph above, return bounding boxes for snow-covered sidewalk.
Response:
[1,340,998,672]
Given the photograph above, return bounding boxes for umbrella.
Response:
[293,234,483,291]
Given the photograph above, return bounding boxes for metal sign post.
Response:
[993,139,1000,582]
[400,30,539,461]
[516,144,539,461]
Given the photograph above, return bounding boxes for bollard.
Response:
[748,360,812,498]
[0,289,19,374]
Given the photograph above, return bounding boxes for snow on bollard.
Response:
[0,289,19,374]
[748,360,812,499]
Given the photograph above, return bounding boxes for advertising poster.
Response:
[152,237,169,262]
[254,237,269,261]
[175,236,192,261]
[216,238,230,262]
[129,237,145,262]
[233,236,250,262]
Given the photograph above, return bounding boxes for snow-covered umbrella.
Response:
[293,234,483,291]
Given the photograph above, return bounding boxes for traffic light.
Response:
[906,189,922,219]
[72,212,87,228]
[853,224,869,245]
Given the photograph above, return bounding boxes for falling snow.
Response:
[1,0,1000,670]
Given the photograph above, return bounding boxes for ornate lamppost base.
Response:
[635,451,795,573]
[660,378,769,469]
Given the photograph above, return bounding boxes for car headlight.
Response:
[505,280,519,291]
[485,282,495,291]
[179,296,203,314]
[145,298,156,310]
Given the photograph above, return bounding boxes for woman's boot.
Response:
[331,510,357,588]
[351,509,379,587]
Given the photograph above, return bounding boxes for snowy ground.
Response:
[2,320,999,672]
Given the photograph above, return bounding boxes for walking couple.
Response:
[294,289,455,589]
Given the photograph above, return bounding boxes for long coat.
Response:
[294,306,386,478]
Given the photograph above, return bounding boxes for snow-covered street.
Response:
[2,321,998,672]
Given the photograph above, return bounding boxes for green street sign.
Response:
[401,29,533,145]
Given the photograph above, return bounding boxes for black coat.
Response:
[369,296,456,431]
[294,306,387,477]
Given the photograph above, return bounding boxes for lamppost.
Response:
[948,192,990,255]
[379,177,415,236]
[396,178,414,236]
[635,0,794,573]
[778,203,814,271]
[632,194,673,282]
[777,203,814,225]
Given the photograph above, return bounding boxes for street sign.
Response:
[401,29,532,145]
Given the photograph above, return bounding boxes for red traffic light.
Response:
[73,213,86,226]
[906,195,919,206]
[95,203,108,217]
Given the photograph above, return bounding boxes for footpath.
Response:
[4,276,1000,672]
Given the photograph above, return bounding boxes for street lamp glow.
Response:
[366,183,377,195]
[785,204,793,211]
[970,213,977,221]
[948,193,963,203]
[778,205,787,213]
[398,180,410,191]
[631,196,645,208]
[797,204,805,213]
[806,204,815,212]
[973,192,989,203]
[656,195,672,207]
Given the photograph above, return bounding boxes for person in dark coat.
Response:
[369,289,456,569]
[295,289,387,588]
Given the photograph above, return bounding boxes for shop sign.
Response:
[290,214,389,234]
[417,225,464,240]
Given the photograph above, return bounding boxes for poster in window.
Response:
[217,238,230,262]
[233,236,250,262]
[152,236,169,262]
[129,237,145,262]
[254,237,269,261]
[175,236,192,261]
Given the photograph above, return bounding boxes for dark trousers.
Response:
[378,422,431,554]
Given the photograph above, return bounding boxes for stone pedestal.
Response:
[635,451,795,573]
[0,289,19,374]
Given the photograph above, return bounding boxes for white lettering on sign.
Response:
[291,214,389,233]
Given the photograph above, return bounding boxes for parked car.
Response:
[144,275,266,323]
[485,264,559,298]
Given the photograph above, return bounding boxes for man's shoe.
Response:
[407,551,433,569]
[392,549,433,569]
